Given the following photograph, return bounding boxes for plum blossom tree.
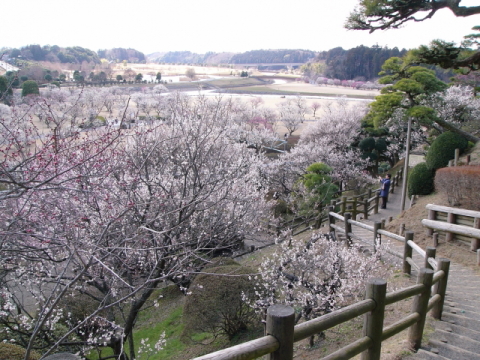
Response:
[0,90,272,359]
[245,230,392,346]
[277,97,307,136]
[262,98,373,217]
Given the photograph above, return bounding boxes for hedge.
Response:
[435,165,480,209]
[408,162,435,197]
[425,131,468,170]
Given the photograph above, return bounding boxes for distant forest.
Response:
[4,45,146,64]
[147,49,316,65]
[6,45,102,64]
[229,49,316,64]
[317,45,407,80]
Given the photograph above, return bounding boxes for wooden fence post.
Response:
[431,258,450,320]
[446,212,455,242]
[352,198,358,221]
[374,192,379,215]
[454,148,460,166]
[373,221,381,253]
[266,304,295,360]
[390,176,395,194]
[361,279,387,360]
[381,218,386,229]
[341,196,347,215]
[433,233,438,248]
[426,210,436,236]
[466,154,471,165]
[330,199,337,209]
[328,206,335,235]
[399,223,405,237]
[408,268,434,351]
[344,212,352,246]
[364,198,369,220]
[403,232,414,275]
[472,218,480,251]
[424,247,436,270]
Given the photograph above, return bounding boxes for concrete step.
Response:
[448,277,480,294]
[445,301,480,314]
[432,329,480,354]
[441,312,480,332]
[443,305,480,321]
[411,348,450,360]
[428,338,480,360]
[445,294,480,308]
[435,319,480,339]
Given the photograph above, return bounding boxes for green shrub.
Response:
[21,80,40,97]
[183,260,259,340]
[408,162,434,197]
[425,131,468,170]
[0,343,41,360]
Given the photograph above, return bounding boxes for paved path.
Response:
[348,180,480,359]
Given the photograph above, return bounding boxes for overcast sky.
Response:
[2,0,479,55]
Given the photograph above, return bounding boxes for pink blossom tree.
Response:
[0,91,272,359]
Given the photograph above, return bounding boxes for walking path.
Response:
[350,185,480,359]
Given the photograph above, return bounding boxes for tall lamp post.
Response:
[400,117,412,211]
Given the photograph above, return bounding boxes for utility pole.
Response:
[400,117,412,211]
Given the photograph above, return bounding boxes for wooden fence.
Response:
[277,169,403,237]
[422,204,480,251]
[194,208,448,360]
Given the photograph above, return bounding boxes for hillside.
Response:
[5,44,101,64]
[146,49,316,65]
[97,48,146,63]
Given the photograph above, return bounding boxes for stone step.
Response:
[448,277,480,294]
[441,312,480,333]
[445,294,480,307]
[445,302,480,318]
[412,348,450,360]
[432,329,480,354]
[428,338,480,360]
[435,321,480,343]
[443,305,480,321]
[446,287,480,297]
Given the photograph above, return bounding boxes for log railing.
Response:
[270,169,403,238]
[334,168,403,221]
[193,263,450,360]
[327,210,437,274]
[422,204,480,251]
[194,207,448,360]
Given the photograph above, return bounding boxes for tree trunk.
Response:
[434,117,480,143]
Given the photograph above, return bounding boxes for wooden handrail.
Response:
[193,265,447,360]
[426,204,480,218]
[422,219,480,239]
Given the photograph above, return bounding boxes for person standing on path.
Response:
[379,174,391,209]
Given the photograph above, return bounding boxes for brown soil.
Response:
[386,192,480,273]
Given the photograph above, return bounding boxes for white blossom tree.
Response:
[246,230,392,346]
[0,91,272,359]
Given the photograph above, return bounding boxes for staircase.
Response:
[346,215,480,360]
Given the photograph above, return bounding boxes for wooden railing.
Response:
[194,208,449,360]
[333,168,403,221]
[327,210,438,275]
[269,169,404,238]
[422,204,480,251]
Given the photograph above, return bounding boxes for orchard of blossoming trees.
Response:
[0,79,479,358]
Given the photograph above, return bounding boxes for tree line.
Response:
[3,45,146,64]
